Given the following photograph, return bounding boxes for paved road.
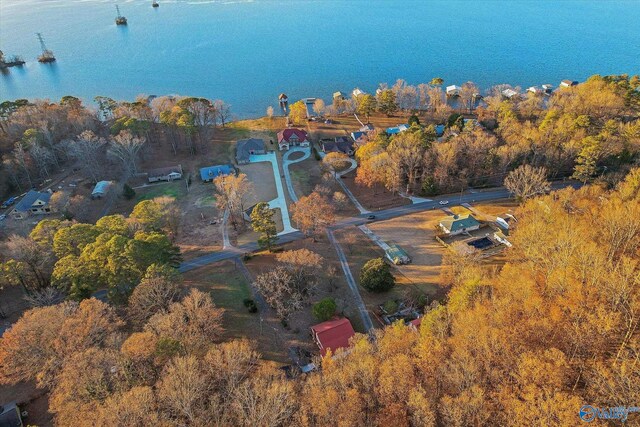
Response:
[327,229,375,332]
[282,147,311,203]
[179,181,580,273]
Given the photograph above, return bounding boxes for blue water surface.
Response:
[1,0,639,117]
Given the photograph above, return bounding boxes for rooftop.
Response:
[147,165,182,178]
[311,317,355,356]
[13,190,51,212]
[439,214,481,233]
[200,164,234,181]
[236,138,266,162]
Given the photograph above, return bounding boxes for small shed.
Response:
[200,164,234,182]
[91,181,112,199]
[385,244,411,265]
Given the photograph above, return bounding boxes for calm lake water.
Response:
[1,0,639,118]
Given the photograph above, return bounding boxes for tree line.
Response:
[0,95,232,195]
[2,172,639,425]
[353,74,640,196]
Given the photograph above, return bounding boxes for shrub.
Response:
[123,183,136,200]
[360,258,395,292]
[312,146,322,161]
[312,298,337,321]
[382,300,399,314]
[243,298,258,313]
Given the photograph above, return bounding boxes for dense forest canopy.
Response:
[1,175,639,426]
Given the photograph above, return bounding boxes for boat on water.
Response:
[152,0,159,8]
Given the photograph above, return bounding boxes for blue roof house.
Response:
[200,164,234,182]
[435,124,445,137]
[386,124,410,135]
[11,190,52,220]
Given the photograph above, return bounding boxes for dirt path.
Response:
[326,229,374,332]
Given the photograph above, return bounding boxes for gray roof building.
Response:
[236,138,266,164]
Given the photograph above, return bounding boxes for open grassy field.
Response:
[181,260,288,362]
[136,181,187,202]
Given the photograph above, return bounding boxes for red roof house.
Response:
[277,128,309,151]
[310,317,355,356]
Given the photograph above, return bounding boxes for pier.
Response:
[0,51,25,69]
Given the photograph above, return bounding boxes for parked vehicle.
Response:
[439,200,449,205]
[1,196,17,209]
[367,215,376,220]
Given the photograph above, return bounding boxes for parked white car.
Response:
[439,200,449,205]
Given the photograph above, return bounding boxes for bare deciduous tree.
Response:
[504,165,551,201]
[107,130,145,177]
[72,130,106,183]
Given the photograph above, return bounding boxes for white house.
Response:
[446,85,461,96]
[502,88,519,99]
[352,88,366,98]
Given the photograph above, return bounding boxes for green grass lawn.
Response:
[136,182,186,201]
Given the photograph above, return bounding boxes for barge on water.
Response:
[36,33,56,63]
[115,5,128,25]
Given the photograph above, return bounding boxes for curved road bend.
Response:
[179,181,581,273]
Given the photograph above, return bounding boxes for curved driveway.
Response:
[282,147,311,202]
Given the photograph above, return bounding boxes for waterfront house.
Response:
[277,128,309,151]
[446,85,461,96]
[236,138,266,164]
[439,214,481,236]
[527,86,544,95]
[360,123,375,132]
[352,88,366,98]
[311,317,356,356]
[321,136,355,156]
[147,165,183,183]
[91,181,112,199]
[11,190,52,220]
[200,164,234,182]
[333,91,346,101]
[501,88,519,99]
[542,84,554,93]
[560,79,578,88]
